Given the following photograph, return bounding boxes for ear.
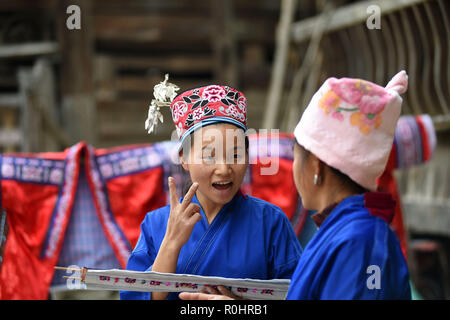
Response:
[179,149,190,172]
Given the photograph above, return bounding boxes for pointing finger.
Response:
[181,182,199,210]
[168,176,179,207]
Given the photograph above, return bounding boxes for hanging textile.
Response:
[377,114,437,258]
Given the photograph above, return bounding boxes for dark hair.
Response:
[295,140,367,194]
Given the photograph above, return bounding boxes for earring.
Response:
[314,174,321,185]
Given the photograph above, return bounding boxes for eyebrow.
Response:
[202,145,243,150]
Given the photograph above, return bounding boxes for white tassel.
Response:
[145,74,179,134]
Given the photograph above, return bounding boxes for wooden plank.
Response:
[94,13,277,46]
[0,0,57,10]
[291,0,428,43]
[432,115,450,132]
[92,0,280,15]
[111,55,214,73]
[0,42,59,59]
[0,94,21,108]
[92,0,210,14]
[94,14,212,44]
[0,128,21,147]
[115,76,208,97]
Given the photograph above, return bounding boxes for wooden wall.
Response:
[0,0,315,150]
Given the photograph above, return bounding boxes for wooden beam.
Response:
[291,0,428,43]
[94,13,277,48]
[0,128,21,147]
[0,0,57,10]
[262,0,297,129]
[111,55,214,73]
[0,94,21,108]
[432,114,450,132]
[94,14,212,44]
[0,42,59,59]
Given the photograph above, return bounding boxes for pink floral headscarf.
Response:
[294,71,408,191]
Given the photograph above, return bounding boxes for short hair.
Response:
[294,139,368,194]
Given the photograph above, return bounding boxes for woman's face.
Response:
[181,123,248,207]
[293,142,315,210]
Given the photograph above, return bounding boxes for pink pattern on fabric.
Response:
[201,85,226,102]
[318,78,393,134]
[171,101,188,122]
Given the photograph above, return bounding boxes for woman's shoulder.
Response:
[322,208,396,249]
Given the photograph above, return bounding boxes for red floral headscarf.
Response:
[170,85,247,143]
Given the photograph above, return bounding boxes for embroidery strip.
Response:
[67,267,291,300]
[1,156,65,186]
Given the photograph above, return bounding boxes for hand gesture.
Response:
[164,177,202,249]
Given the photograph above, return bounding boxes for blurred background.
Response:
[0,0,449,299]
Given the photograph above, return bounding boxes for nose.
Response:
[215,162,232,176]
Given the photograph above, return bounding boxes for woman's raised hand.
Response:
[164,177,202,249]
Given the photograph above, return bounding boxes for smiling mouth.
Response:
[212,181,233,190]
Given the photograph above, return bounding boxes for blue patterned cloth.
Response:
[51,164,120,287]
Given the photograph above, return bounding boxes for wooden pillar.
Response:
[211,0,238,87]
[262,0,297,129]
[57,0,97,146]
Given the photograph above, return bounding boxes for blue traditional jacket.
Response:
[286,192,411,300]
[121,192,302,300]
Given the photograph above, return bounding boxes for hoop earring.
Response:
[314,174,321,185]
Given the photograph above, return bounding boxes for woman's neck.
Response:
[317,186,361,213]
[195,191,223,224]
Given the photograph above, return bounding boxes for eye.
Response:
[202,150,216,163]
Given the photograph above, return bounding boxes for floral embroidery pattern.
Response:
[201,85,226,102]
[184,106,216,127]
[181,86,244,110]
[318,79,391,134]
[237,95,247,112]
[171,101,188,122]
[170,84,247,139]
[219,104,246,122]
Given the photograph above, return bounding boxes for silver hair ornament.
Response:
[145,74,179,134]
